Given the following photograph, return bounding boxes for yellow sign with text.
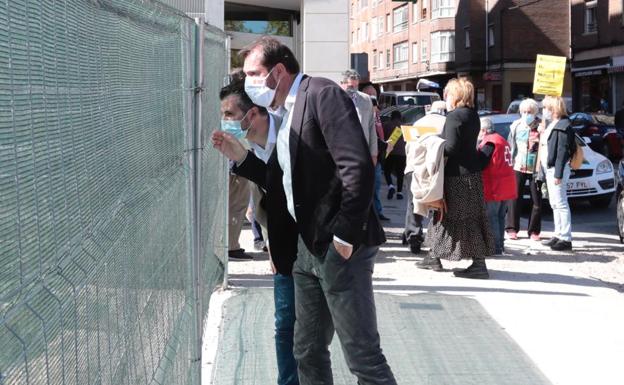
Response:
[533,54,567,96]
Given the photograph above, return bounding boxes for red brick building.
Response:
[350,0,456,91]
[571,0,624,113]
[455,0,572,111]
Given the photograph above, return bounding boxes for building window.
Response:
[357,28,360,43]
[431,0,454,19]
[379,51,385,69]
[464,27,470,48]
[421,1,428,19]
[378,17,384,37]
[371,17,378,38]
[393,41,409,69]
[488,25,495,47]
[386,14,391,33]
[393,5,409,32]
[360,22,368,42]
[373,49,378,69]
[431,31,455,63]
[360,0,368,9]
[421,39,427,62]
[413,1,420,23]
[386,49,391,68]
[351,31,355,45]
[412,42,419,63]
[584,0,597,33]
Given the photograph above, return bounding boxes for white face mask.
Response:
[542,109,553,122]
[245,67,280,108]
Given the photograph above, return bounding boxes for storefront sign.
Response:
[483,72,502,81]
[574,69,604,77]
[533,54,567,96]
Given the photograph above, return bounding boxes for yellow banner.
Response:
[532,54,567,96]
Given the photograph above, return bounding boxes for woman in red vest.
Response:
[478,118,518,255]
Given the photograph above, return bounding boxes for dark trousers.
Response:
[274,274,299,385]
[292,237,396,385]
[383,155,406,192]
[403,173,424,246]
[505,171,542,235]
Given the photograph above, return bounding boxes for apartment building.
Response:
[350,0,457,91]
[571,0,624,113]
[455,0,571,111]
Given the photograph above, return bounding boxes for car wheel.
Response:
[589,195,612,209]
[618,192,624,244]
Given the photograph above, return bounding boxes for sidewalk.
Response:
[204,191,624,385]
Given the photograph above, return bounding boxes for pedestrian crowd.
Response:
[212,35,581,385]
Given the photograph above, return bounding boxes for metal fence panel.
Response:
[0,2,226,385]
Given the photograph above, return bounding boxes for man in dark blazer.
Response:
[212,36,395,385]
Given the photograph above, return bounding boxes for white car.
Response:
[484,114,616,207]
[564,136,616,208]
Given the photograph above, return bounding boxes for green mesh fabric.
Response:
[0,1,226,385]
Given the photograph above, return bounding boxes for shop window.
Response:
[464,27,470,49]
[488,25,495,47]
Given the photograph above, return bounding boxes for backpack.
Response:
[567,127,584,170]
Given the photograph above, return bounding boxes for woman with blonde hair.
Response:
[539,96,575,251]
[417,78,495,279]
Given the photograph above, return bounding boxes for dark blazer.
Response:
[546,118,575,179]
[234,75,385,272]
[441,107,482,176]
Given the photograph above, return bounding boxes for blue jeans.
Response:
[373,162,383,215]
[546,167,572,241]
[274,274,299,385]
[486,200,507,254]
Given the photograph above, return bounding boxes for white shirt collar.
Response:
[267,114,277,145]
[284,73,304,111]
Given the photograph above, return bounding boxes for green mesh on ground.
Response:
[214,289,553,385]
[0,1,226,385]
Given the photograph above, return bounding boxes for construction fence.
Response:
[0,1,228,385]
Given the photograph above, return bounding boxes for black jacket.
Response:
[546,118,575,179]
[233,75,385,274]
[441,107,482,176]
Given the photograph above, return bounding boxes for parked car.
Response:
[485,114,616,208]
[617,160,624,243]
[569,112,624,160]
[379,105,427,126]
[378,91,441,110]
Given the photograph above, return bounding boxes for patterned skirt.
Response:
[426,172,495,261]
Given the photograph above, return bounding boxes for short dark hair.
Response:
[390,110,402,121]
[219,69,267,116]
[239,36,300,74]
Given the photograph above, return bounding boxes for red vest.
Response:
[480,132,518,202]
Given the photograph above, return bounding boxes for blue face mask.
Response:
[221,119,246,139]
[522,113,535,126]
[221,110,252,139]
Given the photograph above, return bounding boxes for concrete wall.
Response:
[301,0,350,82]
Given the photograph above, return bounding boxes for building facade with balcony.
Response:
[571,0,624,113]
[350,0,457,92]
[456,0,572,111]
